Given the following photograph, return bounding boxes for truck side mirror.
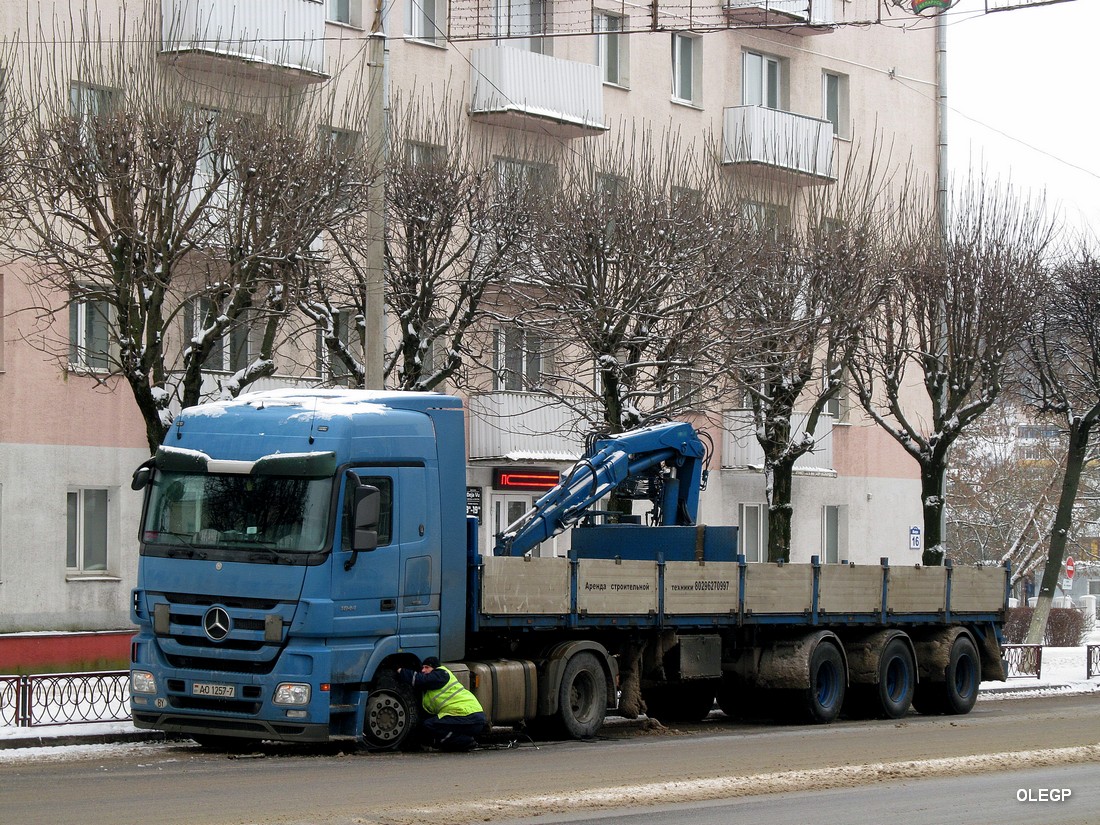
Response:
[131,460,155,491]
[345,482,381,571]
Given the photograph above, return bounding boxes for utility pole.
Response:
[365,3,389,389]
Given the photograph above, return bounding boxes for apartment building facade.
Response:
[0,0,936,631]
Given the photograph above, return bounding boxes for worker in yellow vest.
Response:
[398,657,487,752]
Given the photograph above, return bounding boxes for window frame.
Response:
[671,32,701,106]
[595,11,628,87]
[494,0,552,55]
[743,50,784,110]
[822,69,850,139]
[68,290,112,372]
[407,0,446,45]
[67,487,110,575]
[494,327,544,392]
[738,502,768,564]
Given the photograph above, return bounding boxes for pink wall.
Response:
[0,267,148,449]
[0,631,132,674]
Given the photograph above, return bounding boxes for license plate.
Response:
[192,682,236,698]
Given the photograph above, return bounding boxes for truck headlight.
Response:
[131,670,157,695]
[274,682,311,705]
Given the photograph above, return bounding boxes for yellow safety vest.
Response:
[422,666,484,718]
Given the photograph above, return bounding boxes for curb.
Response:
[0,730,180,750]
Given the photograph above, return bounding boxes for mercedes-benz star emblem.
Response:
[202,606,231,642]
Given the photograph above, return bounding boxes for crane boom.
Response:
[493,421,708,556]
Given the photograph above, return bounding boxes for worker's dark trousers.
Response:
[423,711,488,751]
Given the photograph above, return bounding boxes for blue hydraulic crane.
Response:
[492,421,710,557]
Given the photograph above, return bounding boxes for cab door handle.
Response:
[381,598,396,611]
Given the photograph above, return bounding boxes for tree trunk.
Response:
[921,462,946,566]
[1024,422,1090,645]
[766,459,794,562]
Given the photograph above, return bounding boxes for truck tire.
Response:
[799,641,846,724]
[363,673,421,750]
[556,652,607,739]
[913,635,980,716]
[643,680,716,723]
[845,637,916,720]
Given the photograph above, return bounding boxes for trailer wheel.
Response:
[800,642,846,724]
[643,680,716,723]
[363,673,420,750]
[556,652,607,739]
[913,635,979,716]
[846,637,916,720]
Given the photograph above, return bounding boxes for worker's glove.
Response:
[396,668,414,685]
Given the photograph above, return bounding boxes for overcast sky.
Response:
[946,0,1099,238]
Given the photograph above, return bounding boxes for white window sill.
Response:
[406,37,448,50]
[603,80,630,91]
[671,97,703,111]
[66,574,122,583]
[326,20,364,31]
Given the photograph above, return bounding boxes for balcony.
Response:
[723,105,835,183]
[160,0,327,83]
[467,392,596,462]
[725,0,835,35]
[469,46,607,138]
[722,410,834,472]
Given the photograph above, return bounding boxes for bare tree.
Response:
[1020,245,1100,643]
[5,10,375,451]
[305,101,529,392]
[851,179,1054,564]
[723,166,889,562]
[510,133,732,446]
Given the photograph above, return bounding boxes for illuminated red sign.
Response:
[492,468,560,492]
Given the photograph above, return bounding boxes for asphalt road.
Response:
[1,693,1098,825]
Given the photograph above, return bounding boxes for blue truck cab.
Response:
[129,390,468,745]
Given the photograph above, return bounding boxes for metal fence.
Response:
[1001,644,1043,679]
[0,671,129,727]
[1089,645,1100,680]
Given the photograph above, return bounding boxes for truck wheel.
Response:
[913,635,979,716]
[644,681,716,723]
[800,642,846,724]
[556,652,607,739]
[363,674,420,750]
[846,637,916,720]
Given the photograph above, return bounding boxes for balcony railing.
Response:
[723,409,834,471]
[467,392,595,461]
[470,46,606,138]
[160,0,327,81]
[723,105,836,182]
[725,0,835,33]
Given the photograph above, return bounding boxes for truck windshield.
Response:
[141,471,332,555]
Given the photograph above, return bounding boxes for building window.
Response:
[595,12,627,86]
[494,327,543,391]
[495,0,551,55]
[329,0,360,26]
[229,308,263,373]
[184,297,226,370]
[496,157,555,196]
[69,291,111,371]
[738,503,768,563]
[671,33,700,105]
[822,505,841,564]
[67,488,109,573]
[743,51,783,110]
[316,308,356,383]
[407,0,445,44]
[70,83,115,123]
[742,200,790,239]
[823,70,850,138]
